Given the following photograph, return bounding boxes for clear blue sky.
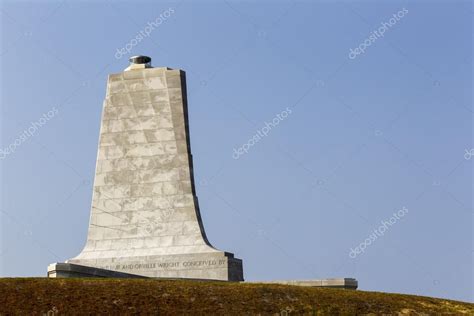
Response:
[1,0,472,303]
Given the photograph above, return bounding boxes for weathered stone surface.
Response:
[50,63,243,281]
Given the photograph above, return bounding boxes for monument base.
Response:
[54,251,243,281]
[248,278,358,290]
[48,263,357,290]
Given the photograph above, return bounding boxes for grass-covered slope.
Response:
[0,278,472,315]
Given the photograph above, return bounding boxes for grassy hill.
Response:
[0,278,472,315]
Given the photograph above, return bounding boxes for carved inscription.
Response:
[97,259,227,271]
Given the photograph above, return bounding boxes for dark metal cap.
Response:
[129,55,151,64]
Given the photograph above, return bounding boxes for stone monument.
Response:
[48,56,243,281]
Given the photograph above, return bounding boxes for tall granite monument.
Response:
[48,56,243,281]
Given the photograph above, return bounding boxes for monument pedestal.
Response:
[65,252,243,281]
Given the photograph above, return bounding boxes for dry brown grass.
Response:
[0,278,472,315]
